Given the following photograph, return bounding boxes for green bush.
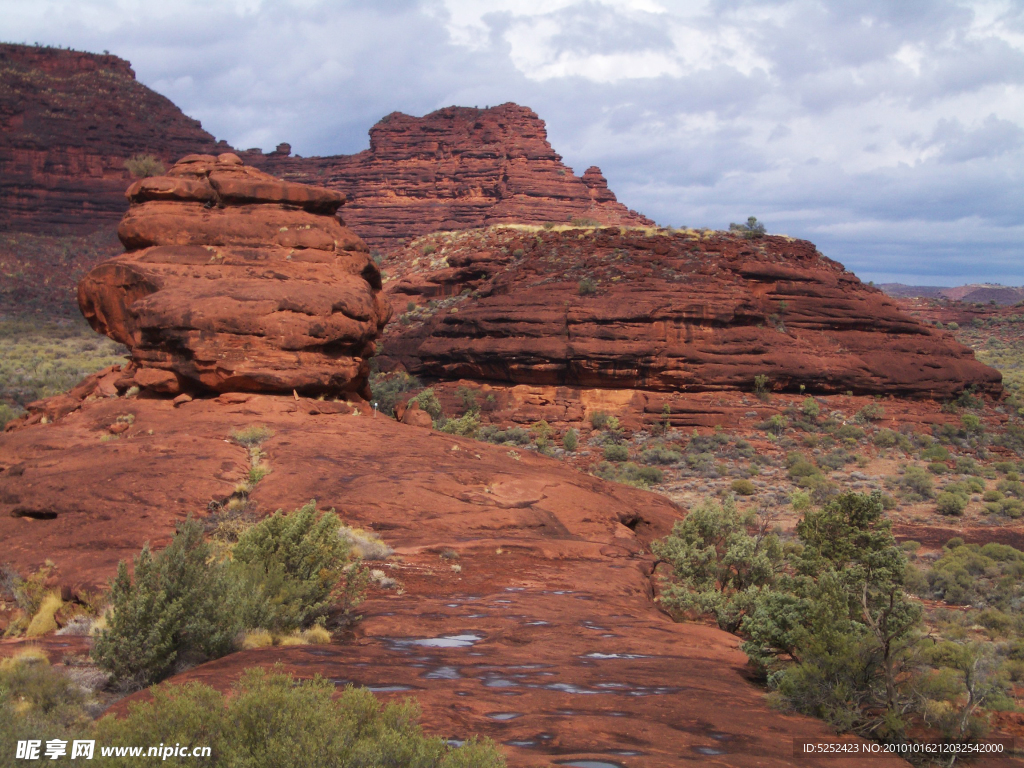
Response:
[653,498,782,632]
[592,461,662,489]
[589,411,611,429]
[731,479,756,496]
[578,277,598,295]
[232,502,367,633]
[640,445,682,465]
[92,518,236,689]
[562,428,578,452]
[369,372,421,417]
[603,444,629,462]
[801,398,820,419]
[856,402,885,422]
[438,411,480,437]
[936,491,968,516]
[410,389,443,420]
[93,666,505,768]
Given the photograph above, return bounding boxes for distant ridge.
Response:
[880,283,1024,306]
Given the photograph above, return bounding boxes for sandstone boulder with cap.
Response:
[77,153,392,397]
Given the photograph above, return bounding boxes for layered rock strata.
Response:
[380,227,1002,399]
[77,154,392,397]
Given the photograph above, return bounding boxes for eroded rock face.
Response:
[77,155,392,397]
[0,44,225,234]
[380,227,1002,399]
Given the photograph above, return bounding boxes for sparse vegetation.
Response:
[123,154,165,178]
[92,504,367,689]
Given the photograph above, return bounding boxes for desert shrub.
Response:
[835,424,865,441]
[562,428,578,452]
[0,653,87,757]
[855,402,885,422]
[753,374,771,399]
[921,444,951,461]
[653,499,782,632]
[592,461,662,489]
[603,443,629,462]
[936,491,968,516]
[927,462,948,475]
[369,372,421,417]
[410,389,443,421]
[743,493,922,740]
[92,518,237,689]
[338,527,394,561]
[895,465,934,500]
[93,666,505,768]
[477,426,531,446]
[438,411,480,437]
[123,153,165,178]
[578,277,598,295]
[731,479,756,496]
[640,445,682,465]
[729,216,766,239]
[759,414,786,436]
[232,502,367,633]
[422,243,437,255]
[589,410,611,429]
[818,449,853,471]
[801,398,820,419]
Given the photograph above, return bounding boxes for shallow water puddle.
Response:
[390,633,483,648]
[557,761,624,768]
[582,652,651,660]
[367,684,414,692]
[425,665,461,679]
[693,746,728,755]
[487,712,523,721]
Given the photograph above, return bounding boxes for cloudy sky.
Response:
[4,0,1023,285]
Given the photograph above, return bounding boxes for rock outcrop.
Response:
[0,44,225,234]
[77,154,392,397]
[380,227,1002,399]
[0,393,907,767]
[255,104,652,249]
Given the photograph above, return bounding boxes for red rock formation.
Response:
[255,104,653,248]
[0,393,907,767]
[76,154,392,397]
[379,227,1002,399]
[0,44,226,234]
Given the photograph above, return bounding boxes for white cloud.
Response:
[0,0,1022,284]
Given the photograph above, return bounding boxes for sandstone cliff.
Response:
[0,44,226,234]
[254,104,653,248]
[379,226,1002,399]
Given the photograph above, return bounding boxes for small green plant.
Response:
[578,277,598,295]
[563,428,578,452]
[123,154,165,178]
[603,444,629,462]
[729,216,766,239]
[856,402,885,422]
[731,479,756,496]
[230,425,274,447]
[91,666,506,768]
[422,244,437,255]
[753,374,771,400]
[801,398,820,419]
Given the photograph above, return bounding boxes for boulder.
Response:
[77,155,392,397]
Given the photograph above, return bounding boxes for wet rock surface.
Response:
[0,396,908,766]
